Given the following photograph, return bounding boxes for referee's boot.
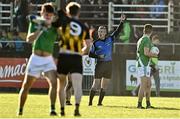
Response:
[74,109,81,116]
[97,88,105,106]
[17,108,23,116]
[74,104,81,116]
[89,90,96,106]
[50,111,57,116]
[50,105,57,116]
[137,102,145,109]
[17,111,23,116]
[60,107,65,116]
[66,100,72,105]
[146,101,155,109]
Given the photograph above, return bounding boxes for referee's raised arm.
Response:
[111,13,126,37]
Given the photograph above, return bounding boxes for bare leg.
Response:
[44,70,57,115]
[71,73,82,116]
[18,74,36,115]
[57,74,66,116]
[65,74,72,105]
[146,78,153,108]
[137,77,147,108]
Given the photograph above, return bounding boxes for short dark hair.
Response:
[98,26,107,31]
[66,2,81,16]
[143,24,153,34]
[41,3,54,14]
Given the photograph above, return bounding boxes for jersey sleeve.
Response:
[89,42,98,58]
[143,37,151,49]
[27,21,36,36]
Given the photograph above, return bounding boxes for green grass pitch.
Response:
[0,93,180,118]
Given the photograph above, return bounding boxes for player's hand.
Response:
[99,54,105,58]
[120,13,126,23]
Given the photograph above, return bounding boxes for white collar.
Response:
[143,34,150,38]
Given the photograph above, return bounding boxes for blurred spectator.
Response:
[66,0,85,4]
[169,0,180,31]
[131,0,138,4]
[118,16,132,43]
[0,31,2,49]
[131,0,149,4]
[131,0,146,18]
[97,0,105,17]
[92,0,107,18]
[0,30,15,49]
[14,0,29,32]
[11,30,24,52]
[150,0,165,18]
[88,0,94,4]
[0,30,9,48]
[46,0,56,2]
[121,0,132,18]
[0,43,2,49]
[112,0,122,4]
[1,0,12,3]
[30,0,46,4]
[133,27,142,43]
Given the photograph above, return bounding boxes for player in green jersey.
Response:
[17,3,58,116]
[136,24,158,109]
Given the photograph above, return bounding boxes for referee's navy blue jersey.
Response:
[89,21,123,61]
[90,36,114,61]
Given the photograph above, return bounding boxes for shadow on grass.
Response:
[104,106,180,110]
[153,107,180,111]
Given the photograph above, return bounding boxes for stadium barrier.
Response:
[0,2,13,30]
[30,3,109,28]
[171,4,180,31]
[108,2,175,33]
[80,4,108,27]
[1,2,179,32]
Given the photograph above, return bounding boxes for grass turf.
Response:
[0,93,180,118]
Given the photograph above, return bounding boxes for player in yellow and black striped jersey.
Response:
[58,17,89,53]
[53,7,90,54]
[52,2,90,117]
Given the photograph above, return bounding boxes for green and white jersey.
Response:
[136,35,153,67]
[151,57,158,65]
[28,21,58,54]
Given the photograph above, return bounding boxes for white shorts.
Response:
[26,54,57,78]
[137,66,151,78]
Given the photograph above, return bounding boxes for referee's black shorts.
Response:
[57,53,82,75]
[95,61,112,79]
